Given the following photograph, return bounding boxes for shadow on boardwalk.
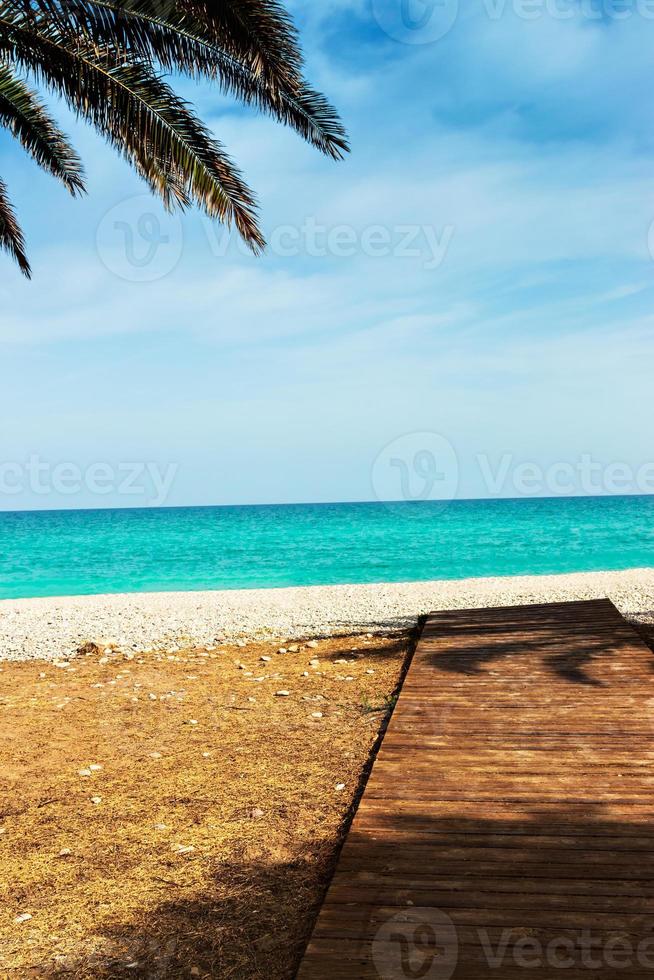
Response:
[30,603,654,978]
[422,604,654,686]
[27,806,654,979]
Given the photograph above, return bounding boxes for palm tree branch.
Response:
[0,18,264,246]
[5,0,305,89]
[88,0,349,158]
[187,0,305,90]
[0,175,30,275]
[4,0,348,158]
[0,62,85,193]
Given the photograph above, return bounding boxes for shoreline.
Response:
[0,567,653,662]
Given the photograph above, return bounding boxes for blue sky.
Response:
[1,0,654,508]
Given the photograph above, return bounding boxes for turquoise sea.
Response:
[0,496,653,600]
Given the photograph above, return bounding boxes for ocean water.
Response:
[0,496,653,600]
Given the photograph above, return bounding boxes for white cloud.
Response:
[1,1,653,507]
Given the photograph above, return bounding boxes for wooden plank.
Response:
[296,599,654,978]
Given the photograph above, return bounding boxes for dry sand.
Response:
[0,631,409,978]
[0,567,653,662]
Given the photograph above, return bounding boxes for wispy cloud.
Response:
[0,1,653,506]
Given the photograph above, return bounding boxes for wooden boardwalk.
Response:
[297,599,654,979]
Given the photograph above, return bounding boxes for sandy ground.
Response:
[2,572,654,977]
[0,568,653,662]
[0,630,411,978]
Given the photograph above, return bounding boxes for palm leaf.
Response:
[5,0,348,158]
[188,0,305,90]
[92,0,350,158]
[0,175,29,275]
[0,0,348,273]
[0,62,84,193]
[0,17,264,246]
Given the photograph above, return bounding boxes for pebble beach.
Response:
[1,567,653,662]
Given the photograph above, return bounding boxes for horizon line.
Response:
[0,491,653,517]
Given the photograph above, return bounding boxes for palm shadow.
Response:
[421,600,651,686]
[299,804,654,978]
[42,805,653,978]
[25,601,654,978]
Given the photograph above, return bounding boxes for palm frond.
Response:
[0,175,30,275]
[0,62,84,193]
[0,18,264,247]
[8,0,305,87]
[189,0,305,90]
[4,0,348,158]
[0,0,348,273]
[93,0,350,158]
